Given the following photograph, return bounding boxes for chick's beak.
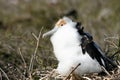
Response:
[42,27,58,38]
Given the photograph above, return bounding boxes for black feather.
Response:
[75,22,117,71]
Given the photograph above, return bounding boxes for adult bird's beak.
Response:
[42,27,58,38]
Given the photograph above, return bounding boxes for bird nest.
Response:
[40,64,120,80]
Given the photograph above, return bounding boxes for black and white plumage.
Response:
[76,22,117,71]
[42,17,117,76]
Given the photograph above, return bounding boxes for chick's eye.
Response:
[61,24,63,26]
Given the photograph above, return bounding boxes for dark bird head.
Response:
[65,9,78,19]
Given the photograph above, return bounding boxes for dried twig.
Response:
[117,60,120,66]
[0,72,2,80]
[32,33,38,41]
[18,48,27,68]
[40,69,58,80]
[111,49,120,58]
[105,40,118,49]
[64,63,81,80]
[29,27,43,73]
[104,36,119,40]
[83,77,92,80]
[0,67,10,80]
[101,66,111,76]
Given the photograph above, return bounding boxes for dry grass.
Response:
[39,67,120,80]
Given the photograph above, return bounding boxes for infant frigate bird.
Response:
[42,17,117,77]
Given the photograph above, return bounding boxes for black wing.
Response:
[85,41,106,66]
[75,22,117,70]
[81,34,117,71]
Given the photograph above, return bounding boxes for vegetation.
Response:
[0,0,119,80]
